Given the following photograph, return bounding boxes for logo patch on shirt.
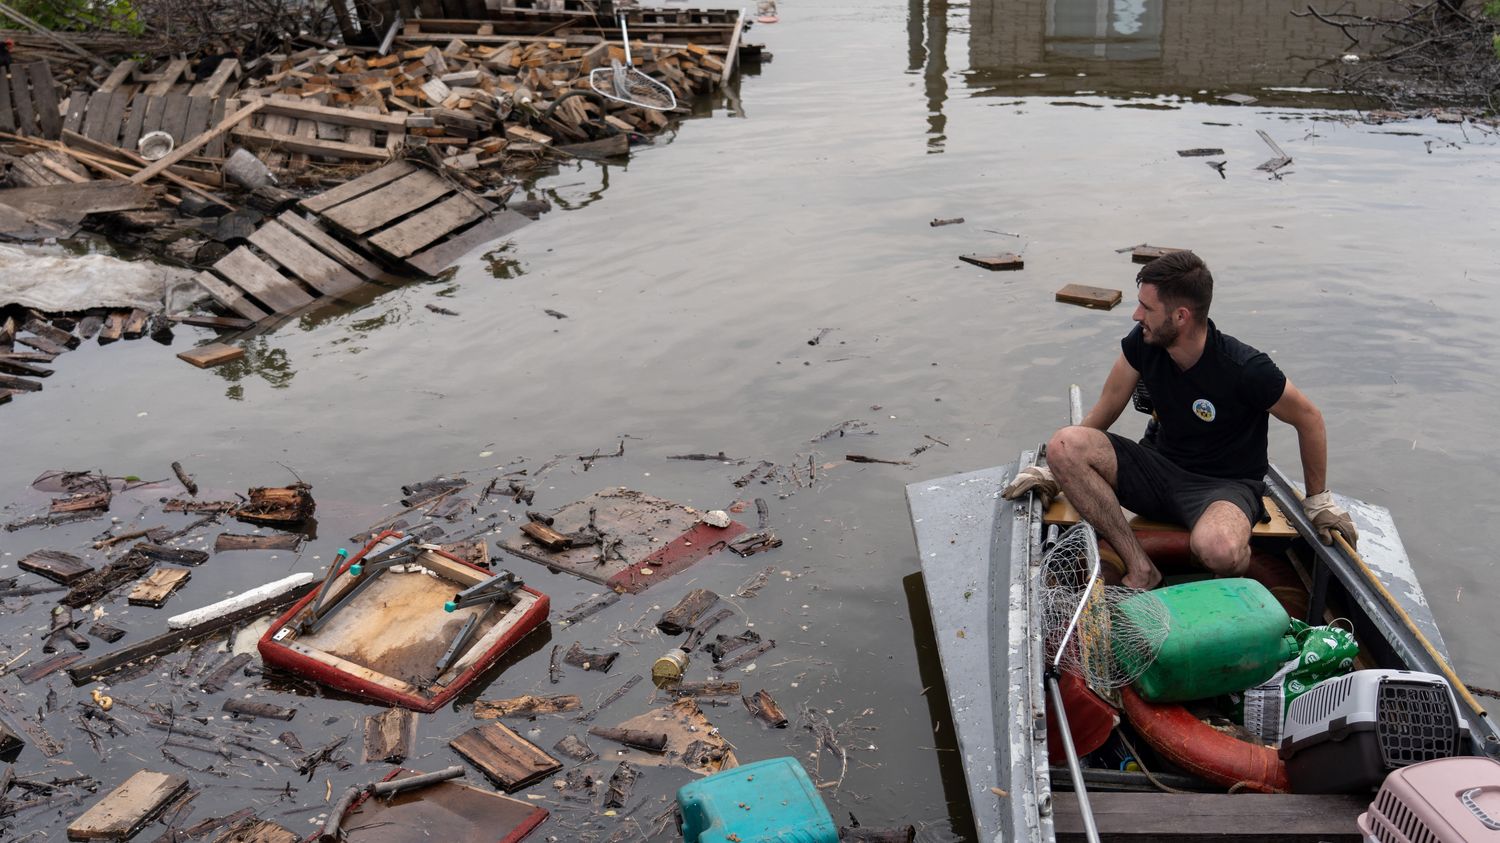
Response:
[1192,398,1216,422]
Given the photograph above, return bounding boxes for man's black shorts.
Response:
[1106,433,1265,529]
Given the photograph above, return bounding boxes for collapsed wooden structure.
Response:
[0,3,761,407]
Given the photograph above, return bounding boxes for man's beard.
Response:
[1143,318,1178,348]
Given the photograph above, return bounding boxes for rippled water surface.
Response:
[3,1,1498,839]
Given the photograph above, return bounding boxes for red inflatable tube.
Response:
[1121,685,1289,793]
[1102,529,1301,793]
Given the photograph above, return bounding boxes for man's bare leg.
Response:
[1189,501,1252,576]
[1046,426,1163,590]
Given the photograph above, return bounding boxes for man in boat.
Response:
[1003,251,1357,589]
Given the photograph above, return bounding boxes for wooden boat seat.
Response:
[1043,494,1298,538]
[1052,792,1366,842]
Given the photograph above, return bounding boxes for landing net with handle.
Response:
[588,13,677,111]
[1040,522,1171,689]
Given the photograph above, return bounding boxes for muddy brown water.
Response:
[3,1,1499,840]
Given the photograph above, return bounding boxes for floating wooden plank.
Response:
[231,126,393,162]
[67,770,189,841]
[215,532,303,552]
[1131,245,1187,263]
[97,311,127,344]
[368,192,488,259]
[0,718,25,755]
[199,652,253,694]
[213,246,316,314]
[50,491,109,514]
[115,98,145,154]
[1055,283,1122,310]
[174,315,255,331]
[17,652,84,684]
[248,219,362,296]
[190,59,241,99]
[14,331,69,355]
[144,58,190,96]
[0,363,51,391]
[122,309,149,339]
[0,356,52,378]
[182,95,214,142]
[98,59,138,94]
[62,89,89,133]
[30,61,62,139]
[473,694,581,719]
[18,549,93,584]
[247,96,407,130]
[0,182,154,215]
[133,545,209,568]
[321,168,450,236]
[10,63,39,135]
[0,69,13,133]
[362,707,418,763]
[177,342,245,368]
[222,699,296,721]
[68,580,318,685]
[128,567,191,608]
[192,271,271,322]
[405,209,531,276]
[99,89,130,145]
[80,89,117,142]
[274,212,384,281]
[449,721,561,792]
[332,774,547,843]
[299,160,415,214]
[960,253,1024,271]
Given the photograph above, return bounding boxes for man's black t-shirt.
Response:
[1121,319,1286,481]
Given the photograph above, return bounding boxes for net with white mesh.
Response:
[1040,523,1171,689]
[589,59,677,112]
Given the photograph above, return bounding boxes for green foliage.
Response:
[1486,0,1500,18]
[1,0,144,35]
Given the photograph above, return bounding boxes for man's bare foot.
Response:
[1122,565,1163,590]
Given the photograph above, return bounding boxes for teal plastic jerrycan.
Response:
[677,757,838,843]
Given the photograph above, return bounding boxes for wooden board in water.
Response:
[497,487,747,593]
[340,769,547,843]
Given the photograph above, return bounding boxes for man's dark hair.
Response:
[1136,250,1212,323]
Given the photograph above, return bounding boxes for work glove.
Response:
[1303,491,1358,547]
[1002,465,1059,509]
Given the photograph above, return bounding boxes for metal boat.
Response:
[907,395,1500,842]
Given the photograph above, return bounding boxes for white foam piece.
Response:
[166,573,315,630]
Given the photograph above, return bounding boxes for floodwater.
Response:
[3,0,1500,839]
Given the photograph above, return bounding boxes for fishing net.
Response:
[589,58,677,111]
[1040,523,1171,689]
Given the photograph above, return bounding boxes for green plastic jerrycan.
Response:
[677,757,838,843]
[1120,578,1296,703]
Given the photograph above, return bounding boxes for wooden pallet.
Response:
[231,94,405,167]
[0,61,62,139]
[63,59,240,158]
[193,210,384,320]
[301,160,529,275]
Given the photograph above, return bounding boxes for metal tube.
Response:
[434,613,482,674]
[1069,383,1084,426]
[306,567,386,633]
[619,12,633,66]
[310,548,349,614]
[1048,671,1102,843]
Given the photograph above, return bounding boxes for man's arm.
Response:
[1268,379,1327,495]
[1080,354,1140,431]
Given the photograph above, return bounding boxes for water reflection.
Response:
[964,0,1399,104]
[211,335,296,398]
[909,0,950,152]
